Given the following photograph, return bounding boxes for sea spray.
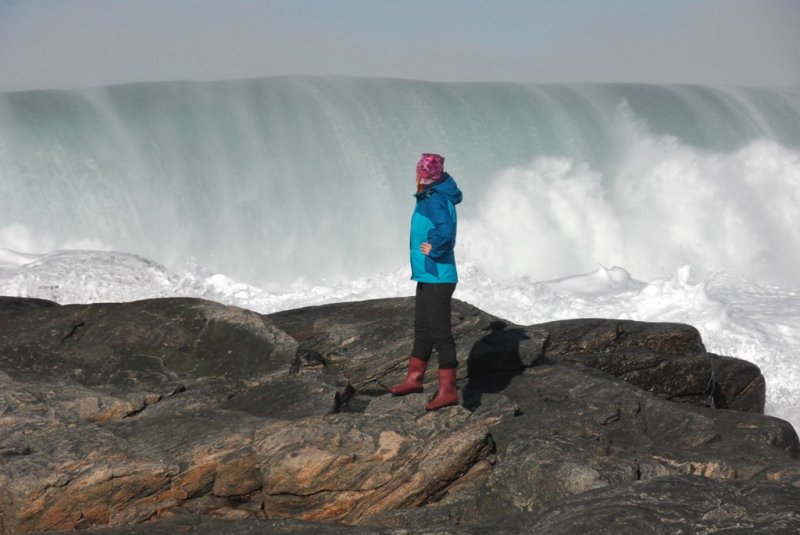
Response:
[2,78,799,286]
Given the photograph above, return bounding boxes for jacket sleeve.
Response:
[425,194,455,260]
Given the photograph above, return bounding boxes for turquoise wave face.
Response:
[1,77,799,286]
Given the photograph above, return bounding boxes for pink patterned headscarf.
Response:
[416,153,445,186]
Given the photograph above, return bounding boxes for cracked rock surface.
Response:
[0,296,798,534]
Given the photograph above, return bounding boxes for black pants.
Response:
[412,282,457,369]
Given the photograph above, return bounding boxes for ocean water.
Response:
[1,77,799,429]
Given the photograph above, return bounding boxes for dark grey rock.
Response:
[268,303,764,413]
[476,365,798,516]
[504,477,800,535]
[0,297,297,392]
[0,295,796,535]
[267,298,548,396]
[709,352,766,412]
[539,318,765,412]
[0,295,59,311]
[219,369,349,419]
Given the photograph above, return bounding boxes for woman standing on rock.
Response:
[388,153,463,411]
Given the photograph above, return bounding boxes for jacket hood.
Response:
[416,173,463,205]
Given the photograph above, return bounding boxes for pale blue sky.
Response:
[0,0,798,91]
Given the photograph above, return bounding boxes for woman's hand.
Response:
[420,242,432,255]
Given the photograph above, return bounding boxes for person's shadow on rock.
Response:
[462,321,531,411]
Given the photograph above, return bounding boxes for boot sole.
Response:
[389,387,424,396]
[425,399,459,411]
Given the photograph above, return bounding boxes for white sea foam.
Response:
[460,134,800,285]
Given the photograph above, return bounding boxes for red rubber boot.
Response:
[388,356,428,395]
[425,368,459,410]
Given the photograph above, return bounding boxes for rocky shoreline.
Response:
[0,295,798,534]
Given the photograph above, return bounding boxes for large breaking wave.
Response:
[2,77,799,286]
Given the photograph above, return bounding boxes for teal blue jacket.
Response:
[410,174,462,283]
